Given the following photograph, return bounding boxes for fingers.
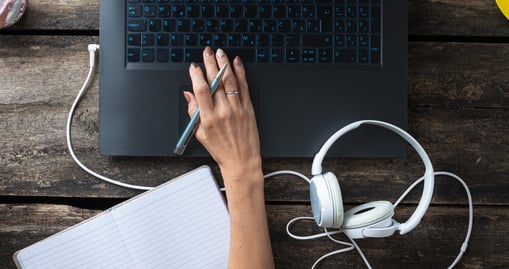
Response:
[189,62,214,114]
[203,46,220,83]
[215,49,241,106]
[188,47,249,115]
[183,91,198,118]
[232,56,251,106]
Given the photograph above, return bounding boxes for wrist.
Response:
[222,162,266,213]
[219,157,263,185]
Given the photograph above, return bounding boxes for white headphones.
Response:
[310,120,435,239]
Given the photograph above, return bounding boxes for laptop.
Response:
[99,0,407,157]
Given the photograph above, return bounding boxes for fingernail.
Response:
[190,62,199,69]
[234,56,243,66]
[216,48,226,58]
[204,46,214,57]
[183,91,192,103]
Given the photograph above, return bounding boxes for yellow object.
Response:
[497,0,509,20]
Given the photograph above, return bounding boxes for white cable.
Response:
[343,234,372,269]
[263,170,311,183]
[286,217,343,241]
[265,170,473,269]
[310,244,355,269]
[263,171,369,269]
[284,216,373,269]
[72,46,472,268]
[393,171,473,269]
[66,44,153,191]
[285,217,360,269]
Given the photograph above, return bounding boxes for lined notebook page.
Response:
[14,166,230,269]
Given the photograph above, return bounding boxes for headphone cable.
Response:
[71,45,472,269]
[66,44,154,191]
[270,170,473,269]
[393,171,473,269]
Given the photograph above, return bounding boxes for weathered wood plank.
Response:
[1,204,507,269]
[0,108,505,203]
[409,0,509,37]
[6,0,99,31]
[1,36,508,204]
[1,36,507,109]
[268,204,508,269]
[1,1,507,269]
[4,0,509,37]
[409,42,509,109]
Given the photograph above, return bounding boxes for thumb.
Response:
[183,91,198,118]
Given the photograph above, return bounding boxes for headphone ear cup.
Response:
[310,172,343,228]
[342,200,394,230]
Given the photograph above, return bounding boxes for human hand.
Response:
[184,47,262,182]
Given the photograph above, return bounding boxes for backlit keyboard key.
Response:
[125,1,382,64]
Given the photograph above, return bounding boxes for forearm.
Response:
[185,47,273,268]
[224,169,274,269]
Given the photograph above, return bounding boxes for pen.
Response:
[174,63,228,155]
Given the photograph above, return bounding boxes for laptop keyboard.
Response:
[126,0,381,64]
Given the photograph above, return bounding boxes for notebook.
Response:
[13,166,230,269]
[98,0,407,157]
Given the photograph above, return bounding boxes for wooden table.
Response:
[1,1,508,268]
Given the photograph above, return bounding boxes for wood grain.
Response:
[5,0,509,37]
[1,0,508,268]
[1,204,506,269]
[1,36,507,205]
[6,0,99,31]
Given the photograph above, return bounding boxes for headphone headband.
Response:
[311,120,434,235]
